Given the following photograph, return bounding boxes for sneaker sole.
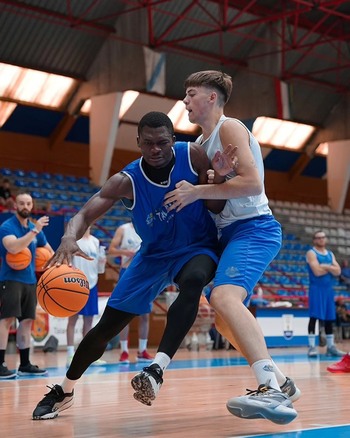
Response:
[32,397,74,420]
[226,400,298,425]
[131,374,156,406]
[0,373,17,379]
[327,367,350,373]
[18,371,48,376]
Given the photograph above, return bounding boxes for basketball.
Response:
[6,248,32,270]
[36,265,90,317]
[35,247,52,272]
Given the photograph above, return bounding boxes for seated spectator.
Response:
[0,178,15,210]
[340,259,350,290]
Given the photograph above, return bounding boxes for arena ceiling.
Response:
[0,0,349,181]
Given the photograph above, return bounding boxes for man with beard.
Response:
[0,192,53,378]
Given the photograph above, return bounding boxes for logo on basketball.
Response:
[63,276,89,289]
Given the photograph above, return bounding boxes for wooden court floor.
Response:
[1,342,350,438]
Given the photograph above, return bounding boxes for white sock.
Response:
[139,339,148,352]
[308,334,316,348]
[326,334,334,348]
[61,377,76,394]
[251,359,280,391]
[270,359,287,386]
[152,353,171,371]
[67,345,75,357]
[120,340,128,353]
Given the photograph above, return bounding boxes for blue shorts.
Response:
[206,215,282,306]
[79,284,98,316]
[308,285,336,320]
[108,249,217,315]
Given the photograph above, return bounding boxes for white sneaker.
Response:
[91,359,107,366]
[226,384,298,425]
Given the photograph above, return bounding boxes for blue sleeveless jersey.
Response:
[121,141,218,259]
[307,249,334,288]
[307,248,336,320]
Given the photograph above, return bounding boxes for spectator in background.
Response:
[306,230,344,358]
[340,259,350,290]
[108,222,153,363]
[66,227,107,367]
[0,193,54,379]
[0,178,16,211]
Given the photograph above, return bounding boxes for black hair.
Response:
[138,111,174,136]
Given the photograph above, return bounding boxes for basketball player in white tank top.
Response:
[164,70,300,425]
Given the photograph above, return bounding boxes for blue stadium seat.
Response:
[28,181,40,188]
[0,168,12,176]
[78,177,89,184]
[41,172,52,180]
[44,192,58,200]
[55,183,67,191]
[14,180,26,187]
[28,171,39,179]
[66,175,77,183]
[42,182,54,190]
[14,169,26,177]
[68,185,80,192]
[31,191,42,199]
[54,174,65,182]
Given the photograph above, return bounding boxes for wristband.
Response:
[31,228,39,235]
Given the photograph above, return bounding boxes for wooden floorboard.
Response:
[1,342,350,437]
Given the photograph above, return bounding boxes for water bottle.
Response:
[97,246,106,274]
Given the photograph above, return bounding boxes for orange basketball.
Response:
[35,247,52,272]
[6,248,32,270]
[36,265,90,317]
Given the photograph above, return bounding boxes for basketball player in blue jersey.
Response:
[32,111,235,420]
[159,70,300,425]
[306,230,343,357]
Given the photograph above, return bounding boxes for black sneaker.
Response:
[32,384,74,420]
[0,362,17,379]
[131,363,163,406]
[18,363,48,376]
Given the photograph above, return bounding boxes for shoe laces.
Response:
[245,384,270,396]
[245,384,283,398]
[143,364,163,383]
[38,385,62,405]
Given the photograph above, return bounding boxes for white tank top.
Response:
[73,235,100,288]
[120,223,142,267]
[197,115,271,229]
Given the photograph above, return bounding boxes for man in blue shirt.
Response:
[0,193,53,378]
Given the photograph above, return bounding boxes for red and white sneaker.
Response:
[327,353,350,373]
[136,350,153,362]
[119,351,130,364]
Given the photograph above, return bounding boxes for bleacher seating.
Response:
[0,167,132,247]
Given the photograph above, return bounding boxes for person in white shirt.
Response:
[66,227,106,367]
[108,222,153,363]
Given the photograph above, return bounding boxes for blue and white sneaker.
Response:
[226,384,298,425]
